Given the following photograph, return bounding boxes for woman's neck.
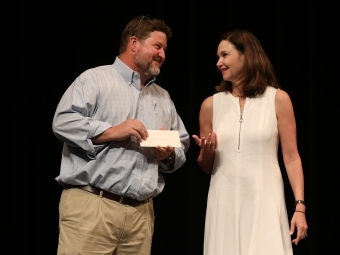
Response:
[231,84,245,98]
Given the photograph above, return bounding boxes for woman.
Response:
[192,29,307,255]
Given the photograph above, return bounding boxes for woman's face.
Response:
[216,40,244,84]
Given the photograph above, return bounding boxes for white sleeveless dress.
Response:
[204,87,293,255]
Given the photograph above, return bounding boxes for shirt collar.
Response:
[113,56,156,90]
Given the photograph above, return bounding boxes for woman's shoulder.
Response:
[263,86,289,102]
[207,91,227,103]
[213,91,229,99]
[275,88,291,102]
[264,85,279,95]
[201,91,231,110]
[201,95,213,108]
[274,88,293,113]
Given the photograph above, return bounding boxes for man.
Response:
[52,15,190,255]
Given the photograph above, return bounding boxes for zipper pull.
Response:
[239,114,243,123]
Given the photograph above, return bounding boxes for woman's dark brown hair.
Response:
[119,15,172,54]
[215,29,280,97]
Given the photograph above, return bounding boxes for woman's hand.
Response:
[290,210,308,245]
[192,132,217,174]
[192,132,217,151]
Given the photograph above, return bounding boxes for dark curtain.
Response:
[21,0,337,254]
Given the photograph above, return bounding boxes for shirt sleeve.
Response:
[159,104,190,173]
[52,73,112,159]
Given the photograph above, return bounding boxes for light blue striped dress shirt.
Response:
[52,57,190,200]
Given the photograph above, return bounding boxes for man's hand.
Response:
[150,127,175,162]
[91,118,148,144]
[151,145,174,161]
[112,119,148,142]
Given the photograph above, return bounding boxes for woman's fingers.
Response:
[192,133,217,149]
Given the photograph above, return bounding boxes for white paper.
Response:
[140,130,181,147]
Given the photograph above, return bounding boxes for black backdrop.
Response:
[22,0,338,254]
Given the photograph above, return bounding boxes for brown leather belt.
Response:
[65,185,149,207]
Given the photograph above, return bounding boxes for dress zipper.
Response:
[238,113,243,150]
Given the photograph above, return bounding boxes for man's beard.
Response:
[134,48,162,78]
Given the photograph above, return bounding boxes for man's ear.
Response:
[129,36,138,52]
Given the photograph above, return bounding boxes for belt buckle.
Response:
[119,195,125,203]
[119,196,134,205]
[119,196,129,205]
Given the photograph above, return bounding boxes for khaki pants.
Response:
[57,188,154,255]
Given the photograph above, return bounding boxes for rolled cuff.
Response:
[85,121,112,159]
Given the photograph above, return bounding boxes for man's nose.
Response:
[158,49,166,59]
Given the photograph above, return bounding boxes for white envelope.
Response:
[140,130,181,147]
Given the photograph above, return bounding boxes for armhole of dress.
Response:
[212,93,218,131]
[273,87,279,122]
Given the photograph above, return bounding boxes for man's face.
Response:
[134,31,167,78]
